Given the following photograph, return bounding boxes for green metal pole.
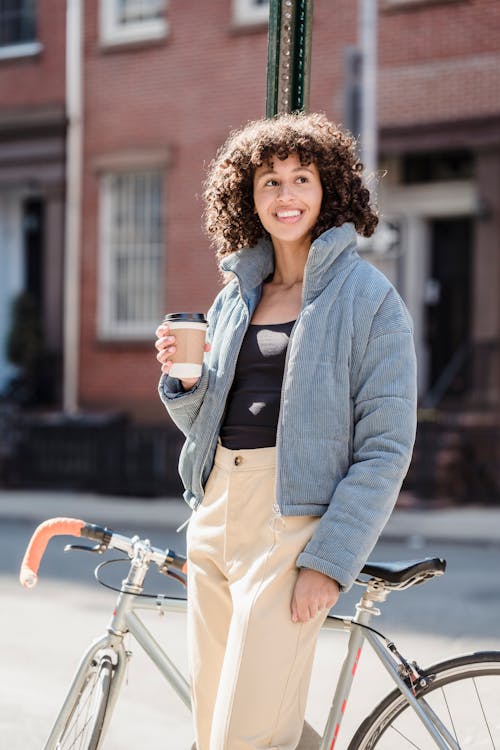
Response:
[266,0,314,117]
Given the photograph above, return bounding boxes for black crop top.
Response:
[219,320,295,450]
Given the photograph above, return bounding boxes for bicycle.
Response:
[20,516,500,750]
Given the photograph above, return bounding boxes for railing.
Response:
[408,339,500,504]
[421,339,500,411]
[0,410,184,496]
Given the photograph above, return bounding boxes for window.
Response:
[233,0,269,27]
[402,151,474,184]
[99,171,164,339]
[0,0,41,59]
[381,0,461,9]
[100,0,168,47]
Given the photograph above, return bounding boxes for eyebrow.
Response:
[256,165,315,179]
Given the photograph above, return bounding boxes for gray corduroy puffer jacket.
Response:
[159,223,417,590]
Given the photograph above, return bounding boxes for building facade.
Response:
[0,0,66,402]
[1,0,499,432]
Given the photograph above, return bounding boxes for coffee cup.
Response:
[163,312,208,379]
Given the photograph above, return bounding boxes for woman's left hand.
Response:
[291,568,340,623]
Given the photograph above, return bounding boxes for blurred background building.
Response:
[0,0,499,500]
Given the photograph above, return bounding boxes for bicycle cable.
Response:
[327,615,428,685]
[94,558,186,598]
[94,562,401,656]
[327,615,390,644]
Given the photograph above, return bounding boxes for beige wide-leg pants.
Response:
[186,444,326,750]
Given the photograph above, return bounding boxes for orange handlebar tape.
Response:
[20,517,85,588]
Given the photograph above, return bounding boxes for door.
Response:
[0,192,24,393]
[425,217,472,396]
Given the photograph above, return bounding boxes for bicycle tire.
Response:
[348,651,500,749]
[53,654,114,750]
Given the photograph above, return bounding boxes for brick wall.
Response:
[79,0,271,419]
[74,0,500,420]
[379,0,500,125]
[0,0,65,108]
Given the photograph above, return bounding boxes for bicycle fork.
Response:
[319,584,461,750]
[44,632,128,750]
[44,549,149,750]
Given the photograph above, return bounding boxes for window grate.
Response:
[101,171,164,337]
[118,0,165,25]
[0,0,36,46]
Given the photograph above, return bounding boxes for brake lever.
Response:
[64,543,106,554]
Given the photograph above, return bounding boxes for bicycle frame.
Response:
[44,593,189,749]
[45,567,459,750]
[319,583,460,750]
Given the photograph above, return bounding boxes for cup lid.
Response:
[163,312,207,324]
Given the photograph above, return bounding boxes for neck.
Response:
[271,236,311,286]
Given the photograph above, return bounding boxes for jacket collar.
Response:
[220,223,359,306]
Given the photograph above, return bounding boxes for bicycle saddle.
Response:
[360,557,446,584]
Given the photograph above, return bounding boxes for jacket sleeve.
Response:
[158,366,210,437]
[296,291,417,591]
[157,292,222,437]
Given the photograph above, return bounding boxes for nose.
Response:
[277,182,294,201]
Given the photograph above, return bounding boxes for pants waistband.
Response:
[214,444,276,472]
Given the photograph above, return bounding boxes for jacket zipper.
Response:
[274,251,312,515]
[273,318,298,517]
[193,280,251,508]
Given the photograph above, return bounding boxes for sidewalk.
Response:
[1,488,500,546]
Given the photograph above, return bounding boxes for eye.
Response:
[296,175,309,184]
[264,178,279,187]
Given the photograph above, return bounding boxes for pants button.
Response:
[234,455,243,466]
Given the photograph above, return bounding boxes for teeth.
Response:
[277,210,301,218]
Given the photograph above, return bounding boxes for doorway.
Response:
[425,217,472,397]
[23,197,44,310]
[21,197,56,404]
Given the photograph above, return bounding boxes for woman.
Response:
[155,112,417,750]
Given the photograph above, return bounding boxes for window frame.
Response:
[0,40,41,59]
[98,168,165,341]
[99,0,169,48]
[232,0,269,28]
[0,0,41,58]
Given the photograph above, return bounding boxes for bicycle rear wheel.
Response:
[52,654,114,750]
[348,651,500,750]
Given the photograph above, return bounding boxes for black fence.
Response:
[405,416,500,505]
[0,408,184,497]
[1,405,499,503]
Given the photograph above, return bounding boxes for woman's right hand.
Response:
[155,323,210,391]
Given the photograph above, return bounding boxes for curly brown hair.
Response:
[203,112,378,259]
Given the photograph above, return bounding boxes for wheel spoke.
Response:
[63,671,99,748]
[54,657,112,750]
[440,686,460,747]
[348,654,500,750]
[388,724,423,748]
[473,678,496,750]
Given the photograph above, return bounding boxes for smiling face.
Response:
[252,153,323,250]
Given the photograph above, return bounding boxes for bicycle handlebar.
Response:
[20,517,187,589]
[20,518,86,588]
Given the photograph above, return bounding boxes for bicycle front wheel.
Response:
[52,654,114,750]
[348,651,500,750]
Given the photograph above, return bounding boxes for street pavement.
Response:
[2,487,500,547]
[2,488,500,750]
